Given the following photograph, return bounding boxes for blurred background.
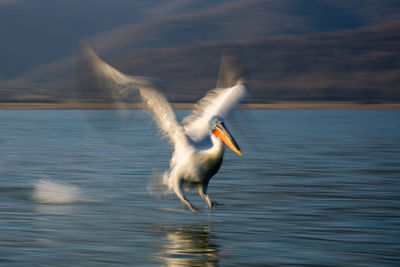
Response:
[1,2,400,265]
[0,0,399,104]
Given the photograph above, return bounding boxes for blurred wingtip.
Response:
[79,39,91,58]
[79,39,96,54]
[76,39,127,107]
[216,49,244,89]
[79,40,102,68]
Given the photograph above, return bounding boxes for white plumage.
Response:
[83,44,246,211]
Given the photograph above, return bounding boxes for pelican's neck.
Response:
[210,133,225,156]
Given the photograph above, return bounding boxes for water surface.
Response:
[1,110,399,266]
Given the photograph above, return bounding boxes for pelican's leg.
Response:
[198,183,215,210]
[173,178,197,212]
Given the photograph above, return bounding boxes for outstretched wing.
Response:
[82,44,190,154]
[182,52,247,142]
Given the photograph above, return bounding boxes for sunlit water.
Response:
[1,110,399,266]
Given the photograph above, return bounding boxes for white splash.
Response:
[33,179,81,204]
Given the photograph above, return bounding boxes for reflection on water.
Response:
[158,224,219,267]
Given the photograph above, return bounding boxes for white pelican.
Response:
[82,44,246,212]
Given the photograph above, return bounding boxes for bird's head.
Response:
[212,117,242,156]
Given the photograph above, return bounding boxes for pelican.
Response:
[82,44,246,212]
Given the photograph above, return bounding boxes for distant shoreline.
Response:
[1,102,400,110]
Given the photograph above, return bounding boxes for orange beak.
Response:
[212,122,242,156]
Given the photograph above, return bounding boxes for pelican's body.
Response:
[83,44,246,211]
[162,117,242,212]
[167,134,225,211]
[178,138,224,190]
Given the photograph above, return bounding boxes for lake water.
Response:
[1,109,399,266]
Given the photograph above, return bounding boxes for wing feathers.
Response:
[182,81,246,141]
[182,51,247,142]
[82,44,246,153]
[82,44,189,152]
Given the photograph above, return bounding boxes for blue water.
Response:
[1,110,399,266]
